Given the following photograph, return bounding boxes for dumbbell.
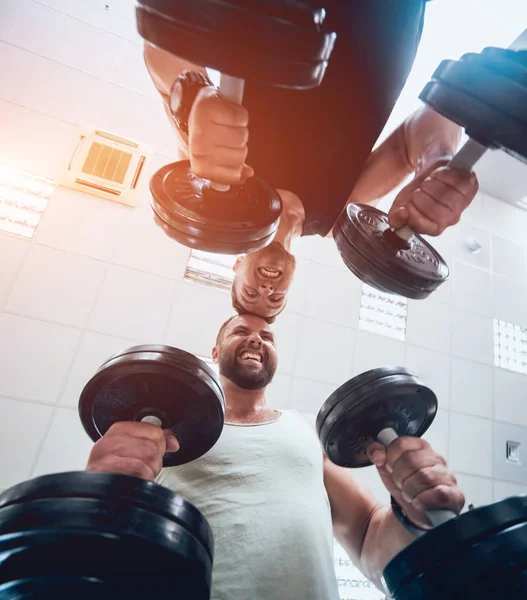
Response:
[334,41,527,300]
[0,471,214,599]
[78,344,225,466]
[316,367,527,599]
[136,0,337,254]
[0,346,226,598]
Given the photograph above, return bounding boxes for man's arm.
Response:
[143,42,208,156]
[346,105,462,207]
[323,456,416,591]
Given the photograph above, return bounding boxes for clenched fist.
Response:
[86,421,180,482]
[189,86,254,185]
[367,436,465,530]
[388,159,479,236]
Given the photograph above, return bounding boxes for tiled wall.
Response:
[1,1,527,519]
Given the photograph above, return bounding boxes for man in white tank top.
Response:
[87,314,464,599]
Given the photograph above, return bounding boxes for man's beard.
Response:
[218,347,277,390]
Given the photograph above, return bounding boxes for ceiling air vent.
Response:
[60,126,151,207]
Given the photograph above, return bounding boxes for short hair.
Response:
[231,284,286,325]
[215,315,240,346]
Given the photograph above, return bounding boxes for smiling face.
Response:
[231,242,296,321]
[213,314,277,390]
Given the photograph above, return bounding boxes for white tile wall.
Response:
[110,207,191,280]
[0,42,37,105]
[494,369,527,427]
[303,262,362,329]
[0,0,525,505]
[491,275,527,328]
[450,357,493,419]
[0,315,81,403]
[65,0,141,43]
[405,346,451,410]
[451,307,494,366]
[480,193,527,249]
[164,281,232,357]
[351,331,405,377]
[290,377,337,415]
[491,236,526,281]
[60,331,141,407]
[451,261,492,316]
[0,397,54,489]
[284,258,311,315]
[0,0,62,57]
[291,235,349,271]
[0,102,77,179]
[493,480,527,501]
[5,245,106,327]
[406,301,451,354]
[449,412,493,477]
[271,312,300,376]
[294,318,355,385]
[267,373,292,410]
[423,408,449,462]
[0,234,29,309]
[453,473,494,509]
[453,221,491,271]
[88,265,175,342]
[33,408,95,477]
[33,188,125,261]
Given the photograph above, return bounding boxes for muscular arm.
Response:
[143,42,208,157]
[346,105,462,207]
[301,413,416,591]
[323,456,416,591]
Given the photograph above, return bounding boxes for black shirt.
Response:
[242,0,428,236]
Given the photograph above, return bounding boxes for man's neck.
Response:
[220,376,278,424]
[272,190,305,252]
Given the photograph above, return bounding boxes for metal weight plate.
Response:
[333,204,449,300]
[0,576,107,600]
[316,367,437,468]
[430,53,527,124]
[0,472,213,558]
[136,0,337,90]
[79,345,225,467]
[420,48,527,163]
[383,494,527,598]
[150,161,282,255]
[392,520,527,600]
[0,498,213,598]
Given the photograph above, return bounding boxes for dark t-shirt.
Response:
[242,0,428,236]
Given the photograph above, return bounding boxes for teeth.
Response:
[241,351,262,362]
[260,267,280,279]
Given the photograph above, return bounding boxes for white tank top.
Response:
[157,410,340,600]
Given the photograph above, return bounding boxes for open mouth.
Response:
[258,266,281,279]
[239,350,263,364]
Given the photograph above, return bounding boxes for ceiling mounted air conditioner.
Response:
[60,126,151,207]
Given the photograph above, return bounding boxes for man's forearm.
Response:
[347,106,462,207]
[341,505,418,591]
[403,105,462,173]
[143,42,208,157]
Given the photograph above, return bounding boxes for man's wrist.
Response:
[390,495,427,537]
[169,70,214,136]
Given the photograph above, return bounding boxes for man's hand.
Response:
[367,437,465,530]
[86,421,180,481]
[189,87,253,185]
[388,159,479,236]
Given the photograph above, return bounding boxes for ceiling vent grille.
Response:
[60,127,151,206]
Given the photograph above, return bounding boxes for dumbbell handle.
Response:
[394,138,488,242]
[141,415,163,427]
[377,427,457,528]
[209,73,246,193]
